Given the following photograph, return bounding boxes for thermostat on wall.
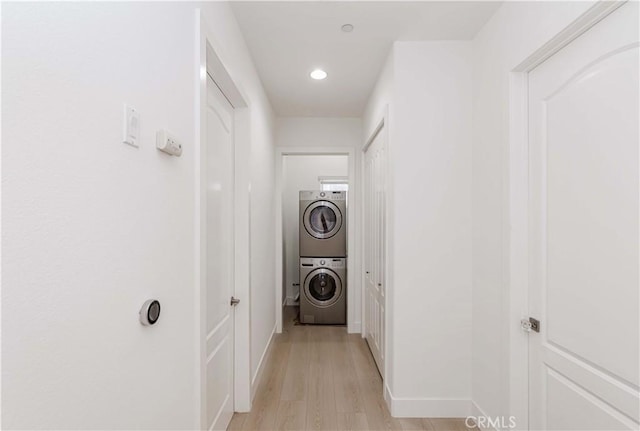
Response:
[139,299,161,326]
[156,130,182,156]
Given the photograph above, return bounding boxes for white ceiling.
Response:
[231,1,502,117]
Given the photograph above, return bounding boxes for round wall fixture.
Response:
[341,24,354,33]
[139,299,161,326]
[310,69,328,80]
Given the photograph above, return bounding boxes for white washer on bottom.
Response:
[299,257,346,325]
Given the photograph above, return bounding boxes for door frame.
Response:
[274,147,360,334]
[505,2,626,428]
[195,9,253,428]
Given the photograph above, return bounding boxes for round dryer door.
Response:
[303,268,343,308]
[303,200,343,239]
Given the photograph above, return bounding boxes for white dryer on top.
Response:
[299,190,347,257]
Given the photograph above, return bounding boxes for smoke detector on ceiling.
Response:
[341,24,354,33]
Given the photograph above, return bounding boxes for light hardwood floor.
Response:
[228,307,474,431]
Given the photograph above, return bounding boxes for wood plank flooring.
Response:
[229,307,473,431]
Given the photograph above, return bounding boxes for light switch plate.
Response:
[123,104,139,147]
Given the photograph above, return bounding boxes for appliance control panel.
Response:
[301,257,346,268]
[299,190,346,201]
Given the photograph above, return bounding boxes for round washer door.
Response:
[303,268,343,308]
[303,200,343,239]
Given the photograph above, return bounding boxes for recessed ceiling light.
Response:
[341,24,354,33]
[310,69,328,80]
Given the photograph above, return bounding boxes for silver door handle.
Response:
[230,297,240,306]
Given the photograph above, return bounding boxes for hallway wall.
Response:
[1,2,275,429]
[277,117,362,149]
[394,41,472,410]
[363,41,473,417]
[362,3,601,421]
[470,1,598,424]
[363,49,394,140]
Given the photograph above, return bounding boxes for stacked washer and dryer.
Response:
[298,191,347,324]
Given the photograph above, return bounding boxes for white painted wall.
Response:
[247,99,276,393]
[392,41,473,414]
[469,1,597,424]
[276,117,362,148]
[363,48,394,140]
[363,41,473,416]
[362,5,602,420]
[2,2,275,428]
[281,155,349,303]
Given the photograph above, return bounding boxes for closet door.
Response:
[364,126,386,376]
[205,75,236,431]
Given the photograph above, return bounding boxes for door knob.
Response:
[230,297,240,306]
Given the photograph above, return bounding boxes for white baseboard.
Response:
[347,321,361,334]
[384,383,394,414]
[250,323,277,402]
[385,384,472,418]
[471,401,500,431]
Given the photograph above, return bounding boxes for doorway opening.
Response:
[275,149,359,335]
[281,155,349,313]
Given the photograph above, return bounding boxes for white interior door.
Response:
[205,75,235,431]
[527,3,639,430]
[364,126,386,376]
